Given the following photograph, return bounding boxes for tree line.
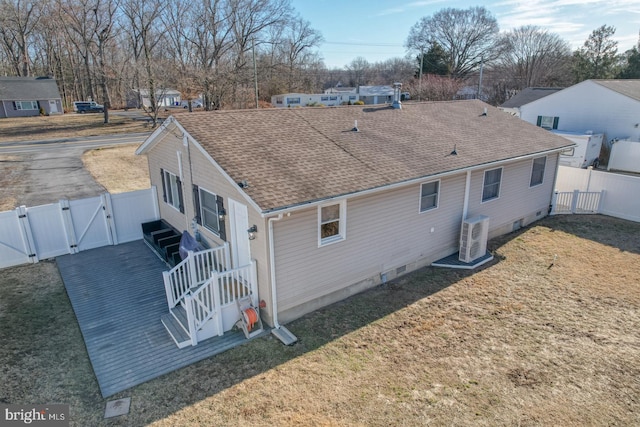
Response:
[1,1,639,122]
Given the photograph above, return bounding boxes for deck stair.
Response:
[160,304,191,348]
[160,243,261,348]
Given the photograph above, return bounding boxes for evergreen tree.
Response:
[572,25,619,82]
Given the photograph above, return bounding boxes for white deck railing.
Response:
[162,243,231,309]
[185,260,258,346]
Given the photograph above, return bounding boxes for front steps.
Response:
[160,305,190,348]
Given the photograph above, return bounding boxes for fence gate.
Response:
[551,190,603,214]
[0,188,159,270]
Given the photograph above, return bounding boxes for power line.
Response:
[323,41,404,47]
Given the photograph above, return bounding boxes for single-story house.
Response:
[136,99,572,345]
[0,76,63,118]
[499,87,564,117]
[127,88,182,109]
[519,79,640,142]
[271,92,357,107]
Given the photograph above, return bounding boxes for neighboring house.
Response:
[136,99,572,344]
[272,85,408,108]
[0,76,63,118]
[127,88,182,109]
[499,87,564,117]
[271,92,357,107]
[519,79,640,142]
[357,85,392,105]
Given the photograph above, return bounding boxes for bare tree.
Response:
[121,0,167,126]
[0,0,41,76]
[281,14,323,92]
[346,56,371,87]
[405,6,502,78]
[498,25,572,89]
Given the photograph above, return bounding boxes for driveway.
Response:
[0,133,148,210]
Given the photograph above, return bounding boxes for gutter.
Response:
[268,213,298,345]
[259,146,570,218]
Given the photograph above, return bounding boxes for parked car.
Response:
[74,101,104,113]
[181,99,203,109]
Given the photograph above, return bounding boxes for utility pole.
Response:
[477,58,484,100]
[418,47,424,101]
[252,38,259,109]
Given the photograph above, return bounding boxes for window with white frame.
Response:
[319,201,346,245]
[530,156,546,187]
[13,101,38,110]
[537,115,559,130]
[482,168,502,202]
[199,188,220,234]
[161,169,183,212]
[420,180,439,212]
[287,97,300,104]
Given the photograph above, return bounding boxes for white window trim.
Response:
[199,187,221,236]
[163,169,181,212]
[318,200,347,247]
[481,167,503,203]
[529,156,547,188]
[419,179,440,213]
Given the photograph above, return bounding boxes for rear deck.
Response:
[56,240,261,397]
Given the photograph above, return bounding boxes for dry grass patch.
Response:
[0,114,150,143]
[82,144,150,193]
[1,215,639,426]
[0,154,22,210]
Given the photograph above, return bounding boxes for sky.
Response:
[290,0,640,69]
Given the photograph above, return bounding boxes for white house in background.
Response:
[127,88,182,109]
[271,92,357,107]
[499,87,564,117]
[519,79,640,142]
[136,98,572,347]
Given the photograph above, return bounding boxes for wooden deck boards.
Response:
[56,240,258,398]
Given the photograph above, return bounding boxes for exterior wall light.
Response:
[218,208,226,221]
[247,225,257,240]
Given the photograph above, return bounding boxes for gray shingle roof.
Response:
[150,100,572,212]
[592,79,640,102]
[0,76,61,101]
[500,87,564,108]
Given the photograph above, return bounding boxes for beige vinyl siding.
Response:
[273,173,467,313]
[467,154,558,236]
[144,126,272,319]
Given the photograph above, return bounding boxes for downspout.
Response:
[462,170,471,220]
[268,213,298,345]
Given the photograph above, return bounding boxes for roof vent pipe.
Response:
[392,82,402,109]
[352,120,359,132]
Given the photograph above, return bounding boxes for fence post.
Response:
[212,270,224,336]
[188,250,197,289]
[184,294,198,346]
[571,189,580,214]
[102,192,118,245]
[162,271,174,309]
[16,206,38,264]
[597,190,606,214]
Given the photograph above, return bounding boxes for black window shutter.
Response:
[552,117,559,129]
[160,168,167,202]
[536,116,542,127]
[176,177,184,213]
[193,185,201,224]
[216,195,226,241]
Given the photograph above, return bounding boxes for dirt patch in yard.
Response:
[1,215,639,426]
[0,114,150,143]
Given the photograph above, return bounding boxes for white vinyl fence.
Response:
[0,187,159,269]
[554,166,640,222]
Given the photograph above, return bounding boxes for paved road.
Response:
[0,133,150,209]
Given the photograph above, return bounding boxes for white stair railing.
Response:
[162,243,230,309]
[184,260,258,346]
